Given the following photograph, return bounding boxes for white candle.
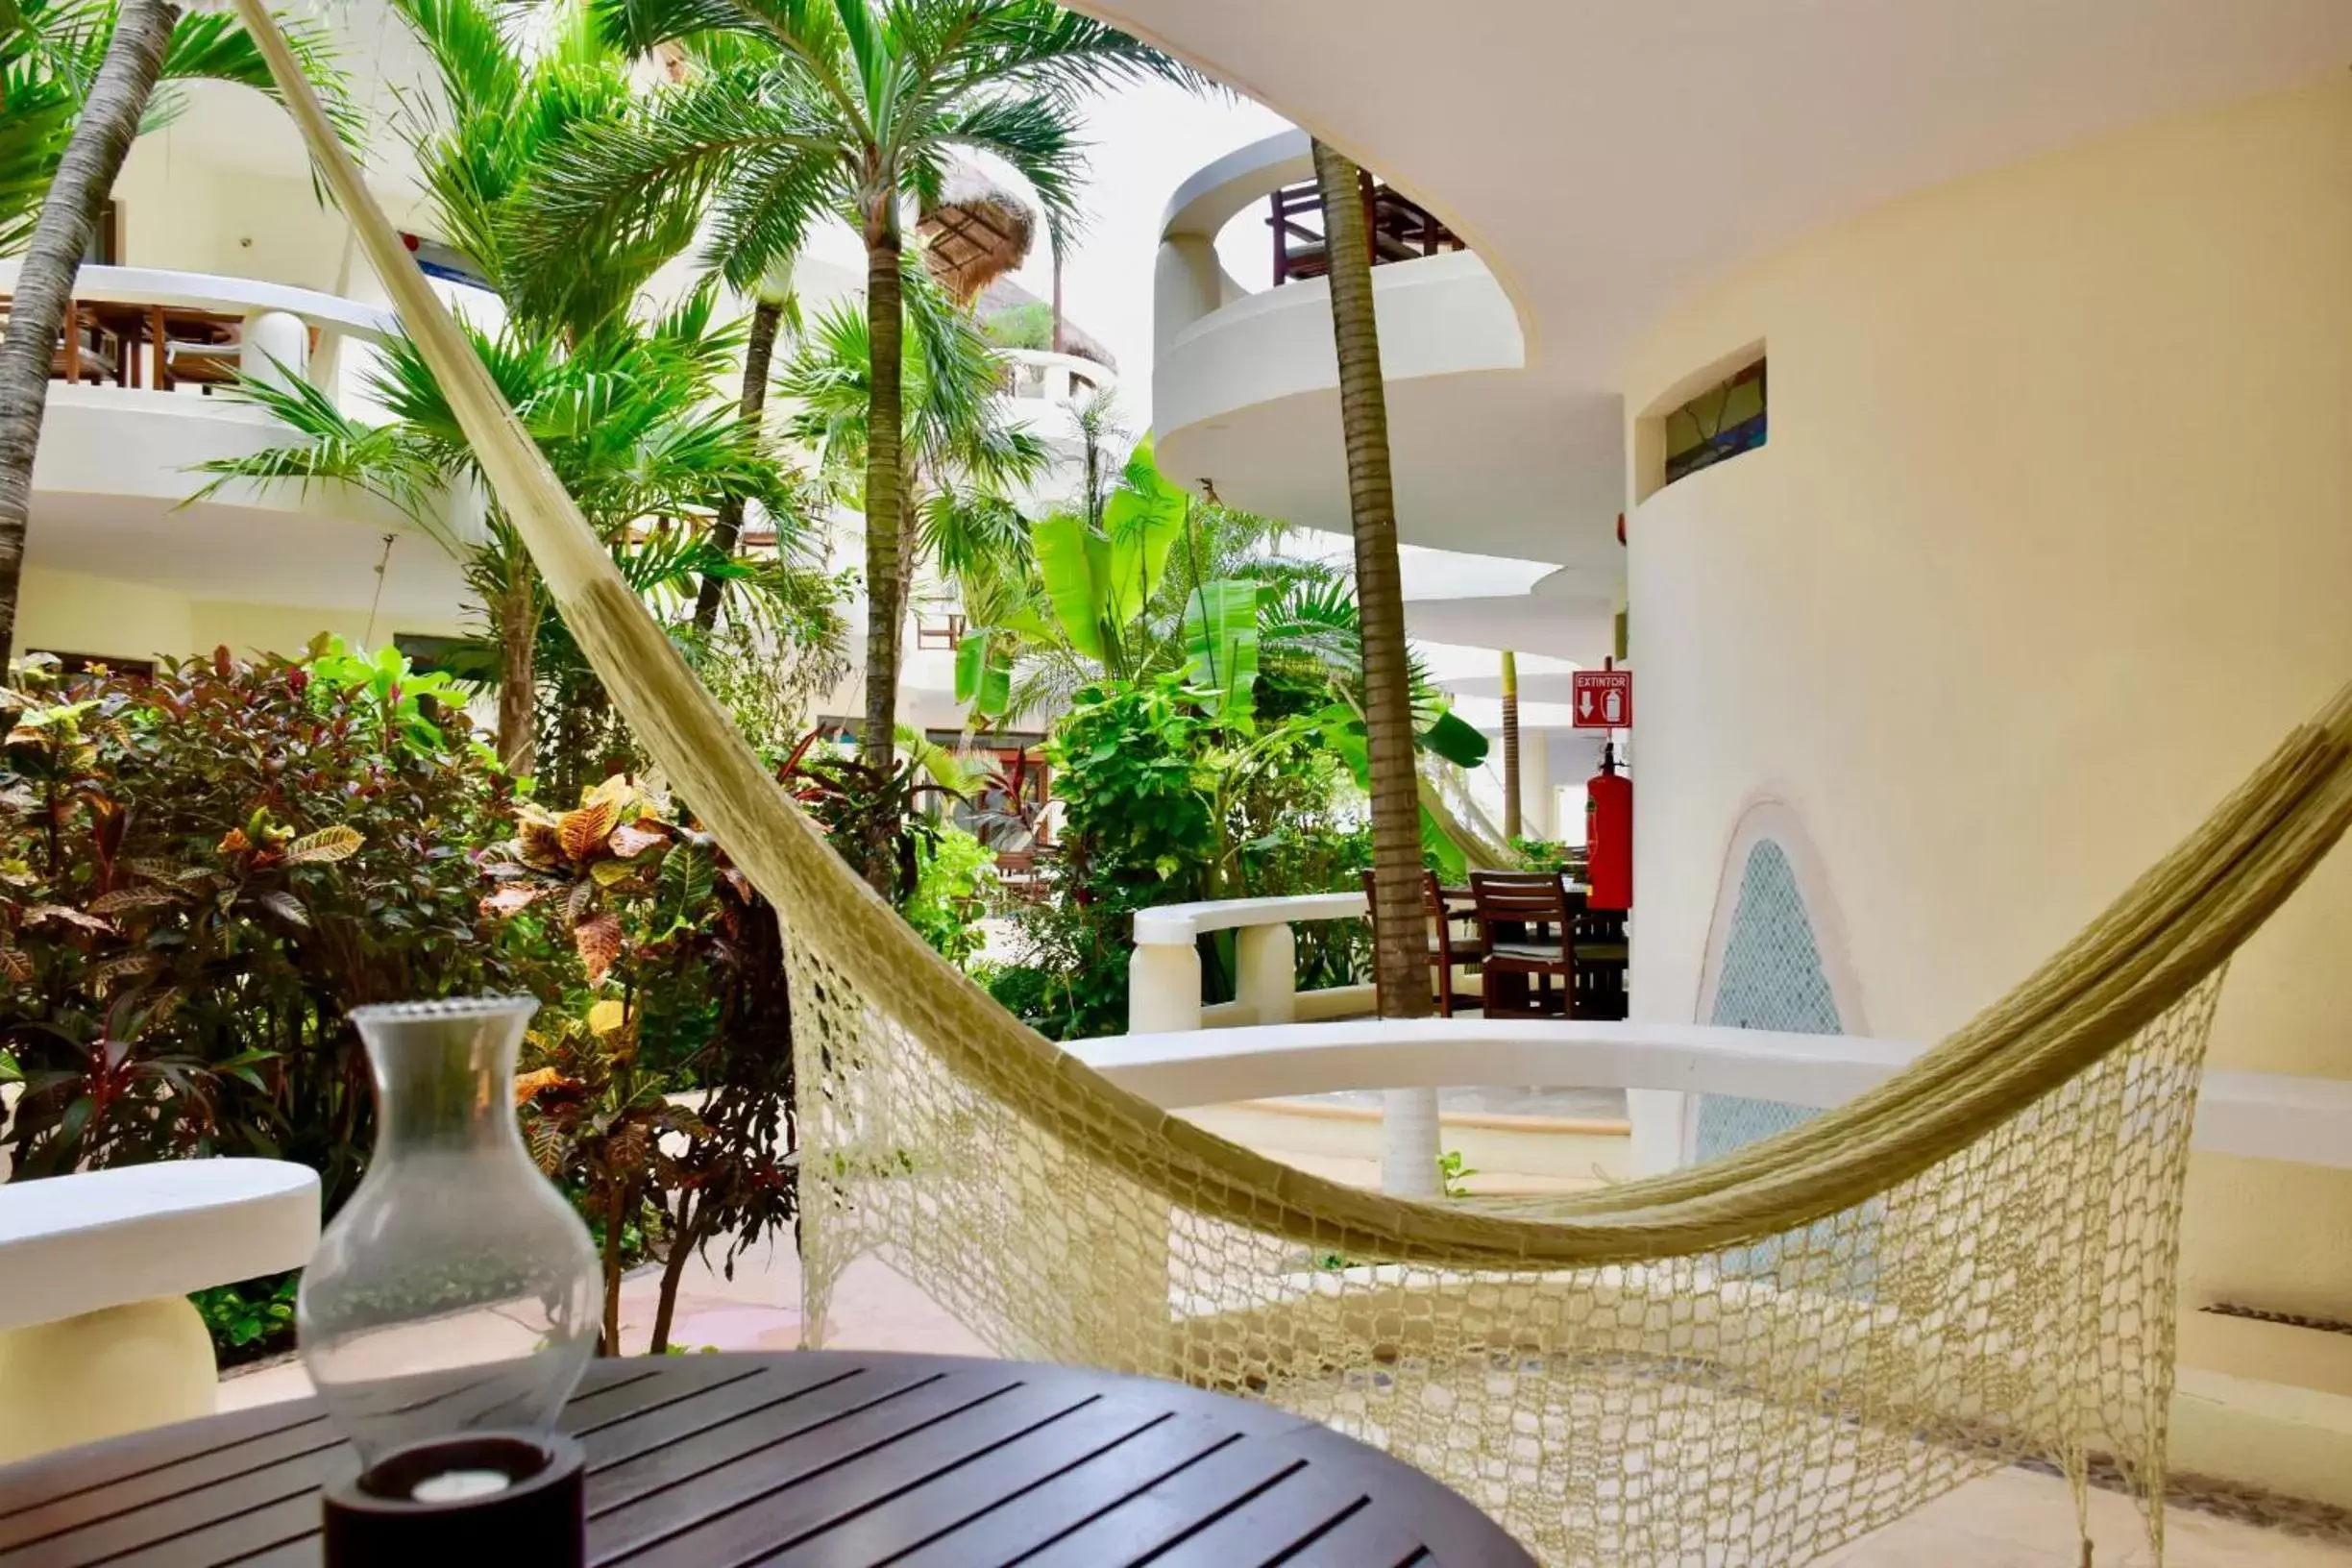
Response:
[410,1468,513,1503]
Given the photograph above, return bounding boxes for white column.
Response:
[241,308,309,391]
[1382,1087,1443,1197]
[1153,235,1224,355]
[1233,923,1296,1025]
[1626,1089,1690,1176]
[1520,735,1555,839]
[1128,943,1203,1033]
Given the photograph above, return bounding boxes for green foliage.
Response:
[1026,443,1190,675]
[902,826,998,968]
[482,773,797,1353]
[993,670,1374,1036]
[0,649,513,1207]
[980,300,1055,352]
[1439,1148,1477,1200]
[1048,674,1214,894]
[1179,578,1261,721]
[304,636,482,760]
[508,0,1203,330]
[190,1271,298,1365]
[1512,836,1577,875]
[1,0,360,256]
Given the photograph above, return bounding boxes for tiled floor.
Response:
[219,1243,2350,1566]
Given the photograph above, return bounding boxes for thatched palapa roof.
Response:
[918,163,1037,303]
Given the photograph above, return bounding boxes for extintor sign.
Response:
[1572,669,1631,729]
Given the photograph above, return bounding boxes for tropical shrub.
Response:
[903,826,999,968]
[992,671,1380,1037]
[192,1272,300,1367]
[482,775,796,1355]
[0,648,513,1204]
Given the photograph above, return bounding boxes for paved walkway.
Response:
[219,1239,2349,1566]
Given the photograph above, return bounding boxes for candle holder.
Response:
[299,998,600,1566]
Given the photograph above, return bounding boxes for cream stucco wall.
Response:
[16,567,461,665]
[1622,75,2352,1475]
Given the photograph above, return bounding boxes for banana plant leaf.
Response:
[953,629,1013,722]
[1182,579,1261,721]
[1099,448,1188,631]
[1033,511,1107,663]
[1418,708,1490,769]
[1312,701,1493,879]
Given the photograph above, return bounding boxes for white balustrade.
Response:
[1127,891,1374,1035]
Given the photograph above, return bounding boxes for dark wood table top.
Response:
[0,1351,1536,1566]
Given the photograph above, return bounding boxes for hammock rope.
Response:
[224,6,2352,1557]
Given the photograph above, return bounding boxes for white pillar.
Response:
[0,1297,216,1464]
[1626,1090,1689,1176]
[1128,943,1203,1033]
[1519,735,1555,840]
[1153,235,1223,355]
[241,308,309,391]
[1382,1087,1443,1197]
[1233,923,1296,1025]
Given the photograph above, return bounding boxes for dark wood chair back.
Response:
[1360,869,1478,1017]
[1468,870,1574,933]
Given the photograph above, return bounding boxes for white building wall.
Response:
[1622,77,2352,1473]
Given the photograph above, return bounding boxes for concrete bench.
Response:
[0,1159,319,1462]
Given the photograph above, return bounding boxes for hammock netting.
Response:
[225,7,2352,1558]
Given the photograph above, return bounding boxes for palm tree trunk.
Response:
[1501,649,1521,841]
[858,208,906,894]
[1314,138,1437,1195]
[498,571,539,776]
[692,296,783,635]
[0,0,181,668]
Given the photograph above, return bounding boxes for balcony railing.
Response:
[0,263,395,399]
[1267,173,1467,287]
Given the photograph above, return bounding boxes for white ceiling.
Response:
[1090,0,2352,566]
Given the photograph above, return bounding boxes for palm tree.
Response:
[0,0,355,665]
[1500,649,1521,840]
[510,0,1202,818]
[205,0,818,774]
[779,261,1044,633]
[200,289,821,776]
[1310,136,1436,1194]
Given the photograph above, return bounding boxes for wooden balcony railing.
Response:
[0,296,253,393]
[1267,173,1466,287]
[915,613,967,652]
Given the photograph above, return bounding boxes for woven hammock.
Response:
[229,8,2352,1559]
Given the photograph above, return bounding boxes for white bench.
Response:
[0,1159,319,1462]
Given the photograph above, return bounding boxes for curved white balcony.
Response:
[1148,132,1622,587]
[995,347,1119,478]
[4,264,467,657]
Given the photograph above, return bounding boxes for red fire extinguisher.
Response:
[1586,743,1632,911]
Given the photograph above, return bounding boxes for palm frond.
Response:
[191,367,451,544]
[506,61,844,328]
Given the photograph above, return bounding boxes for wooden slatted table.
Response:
[0,1351,1536,1566]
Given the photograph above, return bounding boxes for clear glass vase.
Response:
[299,997,600,1465]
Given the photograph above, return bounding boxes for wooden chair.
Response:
[1470,870,1630,1020]
[1360,870,1484,1017]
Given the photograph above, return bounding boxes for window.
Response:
[1662,358,1766,485]
[82,202,119,265]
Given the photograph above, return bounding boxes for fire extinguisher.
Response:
[1586,742,1632,912]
